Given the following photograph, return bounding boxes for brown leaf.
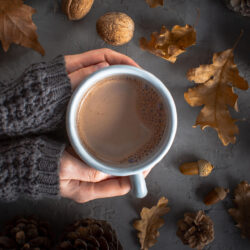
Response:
[184,48,248,146]
[140,24,196,63]
[133,197,170,250]
[145,0,163,8]
[228,181,250,239]
[0,0,45,55]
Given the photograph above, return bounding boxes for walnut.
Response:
[96,12,135,46]
[62,0,94,21]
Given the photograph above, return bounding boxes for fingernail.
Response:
[96,62,109,70]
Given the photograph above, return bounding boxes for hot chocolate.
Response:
[77,75,167,164]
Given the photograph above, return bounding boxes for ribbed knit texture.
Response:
[0,136,65,201]
[0,55,72,200]
[0,55,72,137]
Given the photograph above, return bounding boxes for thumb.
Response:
[69,61,109,89]
[60,151,110,182]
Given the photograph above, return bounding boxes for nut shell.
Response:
[179,162,199,175]
[62,0,94,21]
[96,12,134,46]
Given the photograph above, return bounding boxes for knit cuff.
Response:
[0,137,65,201]
[31,137,65,199]
[44,55,72,106]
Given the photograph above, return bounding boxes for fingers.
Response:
[65,48,140,74]
[105,49,140,68]
[60,149,152,184]
[84,177,131,202]
[65,50,106,73]
[61,177,131,203]
[69,61,109,90]
[60,151,110,182]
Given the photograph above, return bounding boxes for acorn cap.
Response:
[214,187,229,200]
[197,160,214,177]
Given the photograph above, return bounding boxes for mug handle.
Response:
[130,172,148,198]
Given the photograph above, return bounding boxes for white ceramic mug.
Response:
[66,65,177,198]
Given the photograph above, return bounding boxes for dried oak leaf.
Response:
[184,48,248,146]
[133,197,170,250]
[145,0,163,8]
[228,181,250,239]
[140,25,196,63]
[0,0,45,55]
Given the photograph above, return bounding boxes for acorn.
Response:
[204,187,229,206]
[179,160,214,177]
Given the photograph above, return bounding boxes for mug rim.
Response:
[66,65,177,176]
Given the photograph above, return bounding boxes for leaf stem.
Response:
[232,30,244,51]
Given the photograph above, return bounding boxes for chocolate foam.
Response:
[77,75,167,164]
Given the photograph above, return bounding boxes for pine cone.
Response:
[228,181,250,238]
[58,218,123,250]
[0,216,52,249]
[223,0,250,16]
[176,210,214,250]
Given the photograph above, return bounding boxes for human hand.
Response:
[64,48,140,90]
[59,149,150,203]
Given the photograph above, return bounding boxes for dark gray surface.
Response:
[0,0,250,249]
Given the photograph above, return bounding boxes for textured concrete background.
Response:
[0,0,250,249]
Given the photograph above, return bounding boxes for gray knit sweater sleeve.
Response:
[0,136,64,201]
[0,55,72,137]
